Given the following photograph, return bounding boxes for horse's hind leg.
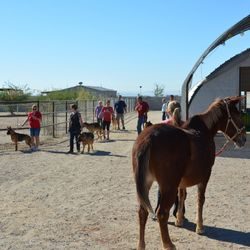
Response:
[157,188,177,250]
[137,179,153,250]
[196,182,207,234]
[137,204,148,250]
[175,188,186,227]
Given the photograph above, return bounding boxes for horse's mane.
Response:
[183,98,224,131]
[200,98,224,130]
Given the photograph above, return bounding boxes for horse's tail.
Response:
[134,145,155,218]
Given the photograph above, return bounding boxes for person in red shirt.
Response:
[135,96,149,134]
[22,104,42,150]
[100,99,114,140]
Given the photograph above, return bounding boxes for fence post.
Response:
[66,101,68,134]
[93,100,95,122]
[52,101,55,138]
[85,100,87,121]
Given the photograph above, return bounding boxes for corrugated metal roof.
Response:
[84,86,116,92]
[206,48,250,80]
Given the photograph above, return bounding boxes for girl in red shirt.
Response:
[100,100,114,140]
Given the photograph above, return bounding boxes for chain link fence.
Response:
[0,97,137,141]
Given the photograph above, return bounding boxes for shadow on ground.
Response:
[169,220,250,247]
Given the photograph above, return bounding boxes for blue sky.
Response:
[0,1,249,96]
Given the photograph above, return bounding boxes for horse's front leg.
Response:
[196,183,207,234]
[175,188,186,227]
[137,205,148,250]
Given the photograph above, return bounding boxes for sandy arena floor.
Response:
[0,111,249,250]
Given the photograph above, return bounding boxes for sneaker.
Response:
[67,150,74,154]
[122,126,125,130]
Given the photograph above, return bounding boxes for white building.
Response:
[188,49,250,116]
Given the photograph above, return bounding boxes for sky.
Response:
[0,1,249,96]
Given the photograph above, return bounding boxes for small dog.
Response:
[7,126,32,151]
[77,132,94,153]
[112,116,118,130]
[82,122,103,140]
[144,121,153,129]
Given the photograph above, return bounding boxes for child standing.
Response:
[100,100,114,140]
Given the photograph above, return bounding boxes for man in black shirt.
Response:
[114,95,127,130]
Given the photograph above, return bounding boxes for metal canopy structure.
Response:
[181,15,250,119]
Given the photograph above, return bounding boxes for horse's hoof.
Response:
[163,243,176,250]
[196,227,204,234]
[137,244,145,250]
[175,218,183,227]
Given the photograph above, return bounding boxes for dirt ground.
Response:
[0,111,249,250]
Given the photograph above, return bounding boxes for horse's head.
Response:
[219,96,246,148]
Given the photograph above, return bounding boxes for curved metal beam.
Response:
[181,15,250,120]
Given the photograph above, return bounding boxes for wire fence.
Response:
[0,97,137,139]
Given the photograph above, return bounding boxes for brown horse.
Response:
[132,96,246,250]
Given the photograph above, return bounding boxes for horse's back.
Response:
[133,124,191,184]
[134,123,190,151]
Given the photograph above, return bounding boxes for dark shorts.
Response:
[102,121,111,131]
[30,128,40,137]
[116,113,124,120]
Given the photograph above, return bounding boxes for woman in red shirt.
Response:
[100,100,114,140]
[22,104,42,150]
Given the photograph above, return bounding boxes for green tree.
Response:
[38,89,95,101]
[0,82,32,113]
[154,83,165,97]
[0,82,31,101]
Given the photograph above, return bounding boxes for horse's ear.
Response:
[228,96,245,105]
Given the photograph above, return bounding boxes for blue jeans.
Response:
[69,130,80,152]
[137,117,144,134]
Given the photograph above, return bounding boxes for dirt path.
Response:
[0,111,249,249]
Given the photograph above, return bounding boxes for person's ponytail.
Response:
[172,107,182,126]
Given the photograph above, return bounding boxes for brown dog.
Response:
[82,122,103,140]
[7,126,32,151]
[112,116,118,130]
[144,121,153,129]
[77,132,94,153]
